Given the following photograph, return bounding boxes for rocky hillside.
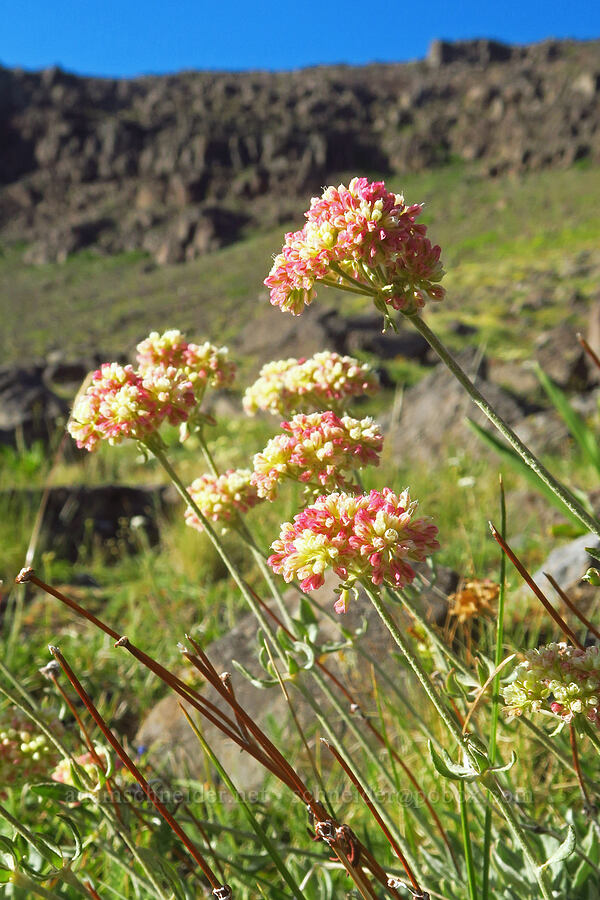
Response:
[1,38,599,264]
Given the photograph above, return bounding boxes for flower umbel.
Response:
[243,351,379,417]
[503,642,600,727]
[184,469,262,533]
[0,710,60,792]
[265,177,445,317]
[268,488,439,608]
[137,330,236,401]
[252,411,383,500]
[51,751,108,787]
[68,363,165,451]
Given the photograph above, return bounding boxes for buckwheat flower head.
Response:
[252,411,383,500]
[265,177,445,316]
[243,351,379,417]
[140,363,197,425]
[503,642,600,727]
[137,330,236,399]
[51,751,108,787]
[136,329,190,370]
[184,469,262,533]
[0,711,60,790]
[68,363,165,451]
[268,488,439,606]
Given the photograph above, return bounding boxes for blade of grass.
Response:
[483,476,506,900]
[535,363,600,474]
[459,780,478,900]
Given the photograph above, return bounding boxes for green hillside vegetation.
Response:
[1,162,599,368]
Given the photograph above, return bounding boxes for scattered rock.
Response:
[4,484,174,561]
[385,350,526,464]
[534,321,592,391]
[529,533,600,605]
[0,364,68,446]
[1,38,599,259]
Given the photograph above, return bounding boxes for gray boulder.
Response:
[0,364,67,446]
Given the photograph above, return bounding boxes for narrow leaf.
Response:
[539,824,576,871]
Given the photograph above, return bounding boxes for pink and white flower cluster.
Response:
[268,488,439,607]
[136,330,235,398]
[0,712,59,790]
[68,362,194,451]
[243,351,379,417]
[252,411,383,500]
[68,331,234,451]
[503,642,600,727]
[265,177,445,316]
[52,751,108,787]
[185,469,262,533]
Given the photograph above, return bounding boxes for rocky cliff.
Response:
[1,38,599,264]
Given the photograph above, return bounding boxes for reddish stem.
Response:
[570,723,593,809]
[322,738,422,895]
[49,645,224,892]
[247,583,459,870]
[45,669,123,824]
[16,569,256,752]
[489,525,584,649]
[577,333,600,373]
[544,572,600,642]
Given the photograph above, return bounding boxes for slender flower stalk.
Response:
[246,580,459,871]
[362,583,464,747]
[408,313,600,538]
[544,571,600,642]
[362,583,553,900]
[489,524,585,648]
[149,443,287,662]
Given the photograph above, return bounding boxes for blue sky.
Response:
[3,0,600,76]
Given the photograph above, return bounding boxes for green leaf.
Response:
[30,782,78,803]
[297,596,317,626]
[585,546,600,563]
[428,740,479,782]
[0,835,17,878]
[539,824,576,871]
[494,840,530,889]
[582,567,600,585]
[536,363,600,474]
[55,816,82,863]
[286,655,299,676]
[231,659,278,688]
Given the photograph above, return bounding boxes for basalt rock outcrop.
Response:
[1,38,599,263]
